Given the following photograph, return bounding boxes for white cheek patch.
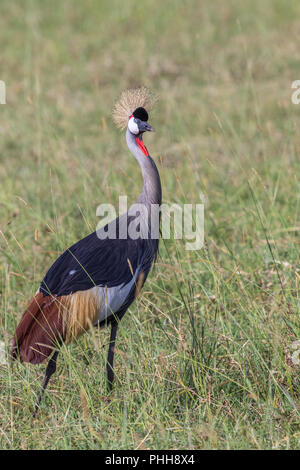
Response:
[128,116,139,135]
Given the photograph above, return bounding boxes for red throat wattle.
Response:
[136,137,149,157]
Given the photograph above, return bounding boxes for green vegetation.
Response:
[0,0,299,450]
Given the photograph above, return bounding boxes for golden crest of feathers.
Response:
[112,87,157,130]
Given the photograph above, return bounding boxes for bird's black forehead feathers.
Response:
[133,107,148,122]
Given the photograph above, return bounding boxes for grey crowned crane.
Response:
[10,88,162,414]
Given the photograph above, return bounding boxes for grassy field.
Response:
[0,0,299,450]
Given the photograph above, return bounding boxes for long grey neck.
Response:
[126,128,162,208]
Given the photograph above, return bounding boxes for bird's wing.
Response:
[40,224,156,297]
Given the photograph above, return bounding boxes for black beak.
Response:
[139,121,154,132]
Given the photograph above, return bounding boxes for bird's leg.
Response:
[33,351,59,417]
[107,322,118,392]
